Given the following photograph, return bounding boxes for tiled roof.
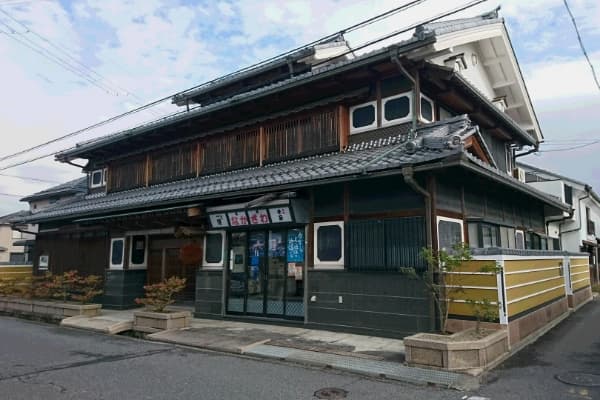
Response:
[27,117,480,223]
[414,8,502,39]
[20,176,87,202]
[0,210,31,225]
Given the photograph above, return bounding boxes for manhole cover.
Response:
[556,372,600,387]
[314,387,348,399]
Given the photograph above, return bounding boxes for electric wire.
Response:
[0,173,61,184]
[0,0,428,164]
[0,0,488,171]
[0,8,164,116]
[563,0,600,91]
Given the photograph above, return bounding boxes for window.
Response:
[382,92,412,126]
[203,231,225,268]
[110,238,125,269]
[564,185,573,205]
[38,255,49,270]
[9,253,25,264]
[102,168,107,186]
[314,221,344,268]
[349,101,377,133]
[515,230,525,250]
[420,94,434,123]
[500,226,516,249]
[437,217,464,252]
[129,235,147,268]
[481,224,500,248]
[90,169,105,188]
[11,230,22,239]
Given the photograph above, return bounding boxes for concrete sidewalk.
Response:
[62,308,477,390]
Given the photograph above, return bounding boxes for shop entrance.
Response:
[226,228,305,320]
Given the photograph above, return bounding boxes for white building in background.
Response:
[0,211,35,264]
[518,162,600,283]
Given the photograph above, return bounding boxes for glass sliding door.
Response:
[227,232,247,313]
[246,231,266,315]
[226,228,305,320]
[266,230,286,316]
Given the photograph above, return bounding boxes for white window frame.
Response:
[382,91,413,127]
[38,255,49,270]
[102,168,108,186]
[128,235,148,269]
[419,93,435,123]
[203,230,225,269]
[515,230,525,250]
[313,221,345,269]
[436,216,465,251]
[109,238,125,269]
[349,100,377,134]
[90,169,105,189]
[11,230,22,239]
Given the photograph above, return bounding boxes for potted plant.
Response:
[403,244,508,372]
[1,271,103,319]
[133,276,191,333]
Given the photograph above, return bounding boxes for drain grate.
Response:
[314,387,348,399]
[556,372,600,387]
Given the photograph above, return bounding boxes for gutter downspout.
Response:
[515,145,539,159]
[390,52,418,135]
[402,165,435,332]
[402,166,432,249]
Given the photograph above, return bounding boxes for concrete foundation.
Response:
[133,310,192,333]
[568,287,593,309]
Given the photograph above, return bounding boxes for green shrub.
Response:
[135,277,186,312]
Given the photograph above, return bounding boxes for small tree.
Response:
[465,298,498,335]
[47,271,80,302]
[71,275,104,304]
[135,276,186,312]
[421,242,472,334]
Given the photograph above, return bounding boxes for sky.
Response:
[0,0,599,215]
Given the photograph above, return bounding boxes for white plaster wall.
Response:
[428,43,495,100]
[0,225,25,263]
[528,181,564,202]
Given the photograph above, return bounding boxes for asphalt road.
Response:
[479,299,600,400]
[1,300,598,400]
[0,316,451,400]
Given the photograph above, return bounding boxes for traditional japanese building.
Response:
[21,10,589,337]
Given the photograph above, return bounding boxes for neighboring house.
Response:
[0,211,35,265]
[21,10,587,337]
[518,162,600,284]
[21,176,87,214]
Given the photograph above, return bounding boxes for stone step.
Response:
[61,315,133,334]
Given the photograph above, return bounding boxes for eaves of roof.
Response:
[417,154,570,213]
[20,177,87,202]
[425,63,537,146]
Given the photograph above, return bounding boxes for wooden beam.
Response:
[337,105,349,152]
[492,80,515,89]
[144,154,150,187]
[483,56,505,67]
[464,136,492,165]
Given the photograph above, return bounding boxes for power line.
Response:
[537,139,600,153]
[0,0,428,164]
[0,173,61,184]
[0,7,164,116]
[563,0,600,91]
[0,0,488,171]
[0,192,26,198]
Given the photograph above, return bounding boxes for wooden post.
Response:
[337,105,349,152]
[259,126,266,166]
[428,175,438,251]
[145,154,150,187]
[196,142,201,177]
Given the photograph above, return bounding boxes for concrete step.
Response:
[61,315,133,334]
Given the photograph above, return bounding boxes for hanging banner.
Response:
[287,229,305,262]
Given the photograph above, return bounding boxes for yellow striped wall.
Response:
[446,260,499,317]
[504,258,565,317]
[0,265,32,279]
[570,257,590,292]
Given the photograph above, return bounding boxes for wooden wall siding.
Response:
[150,143,197,184]
[446,259,499,318]
[109,157,146,192]
[503,258,565,317]
[33,234,109,276]
[570,257,591,292]
[264,108,339,163]
[202,129,260,174]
